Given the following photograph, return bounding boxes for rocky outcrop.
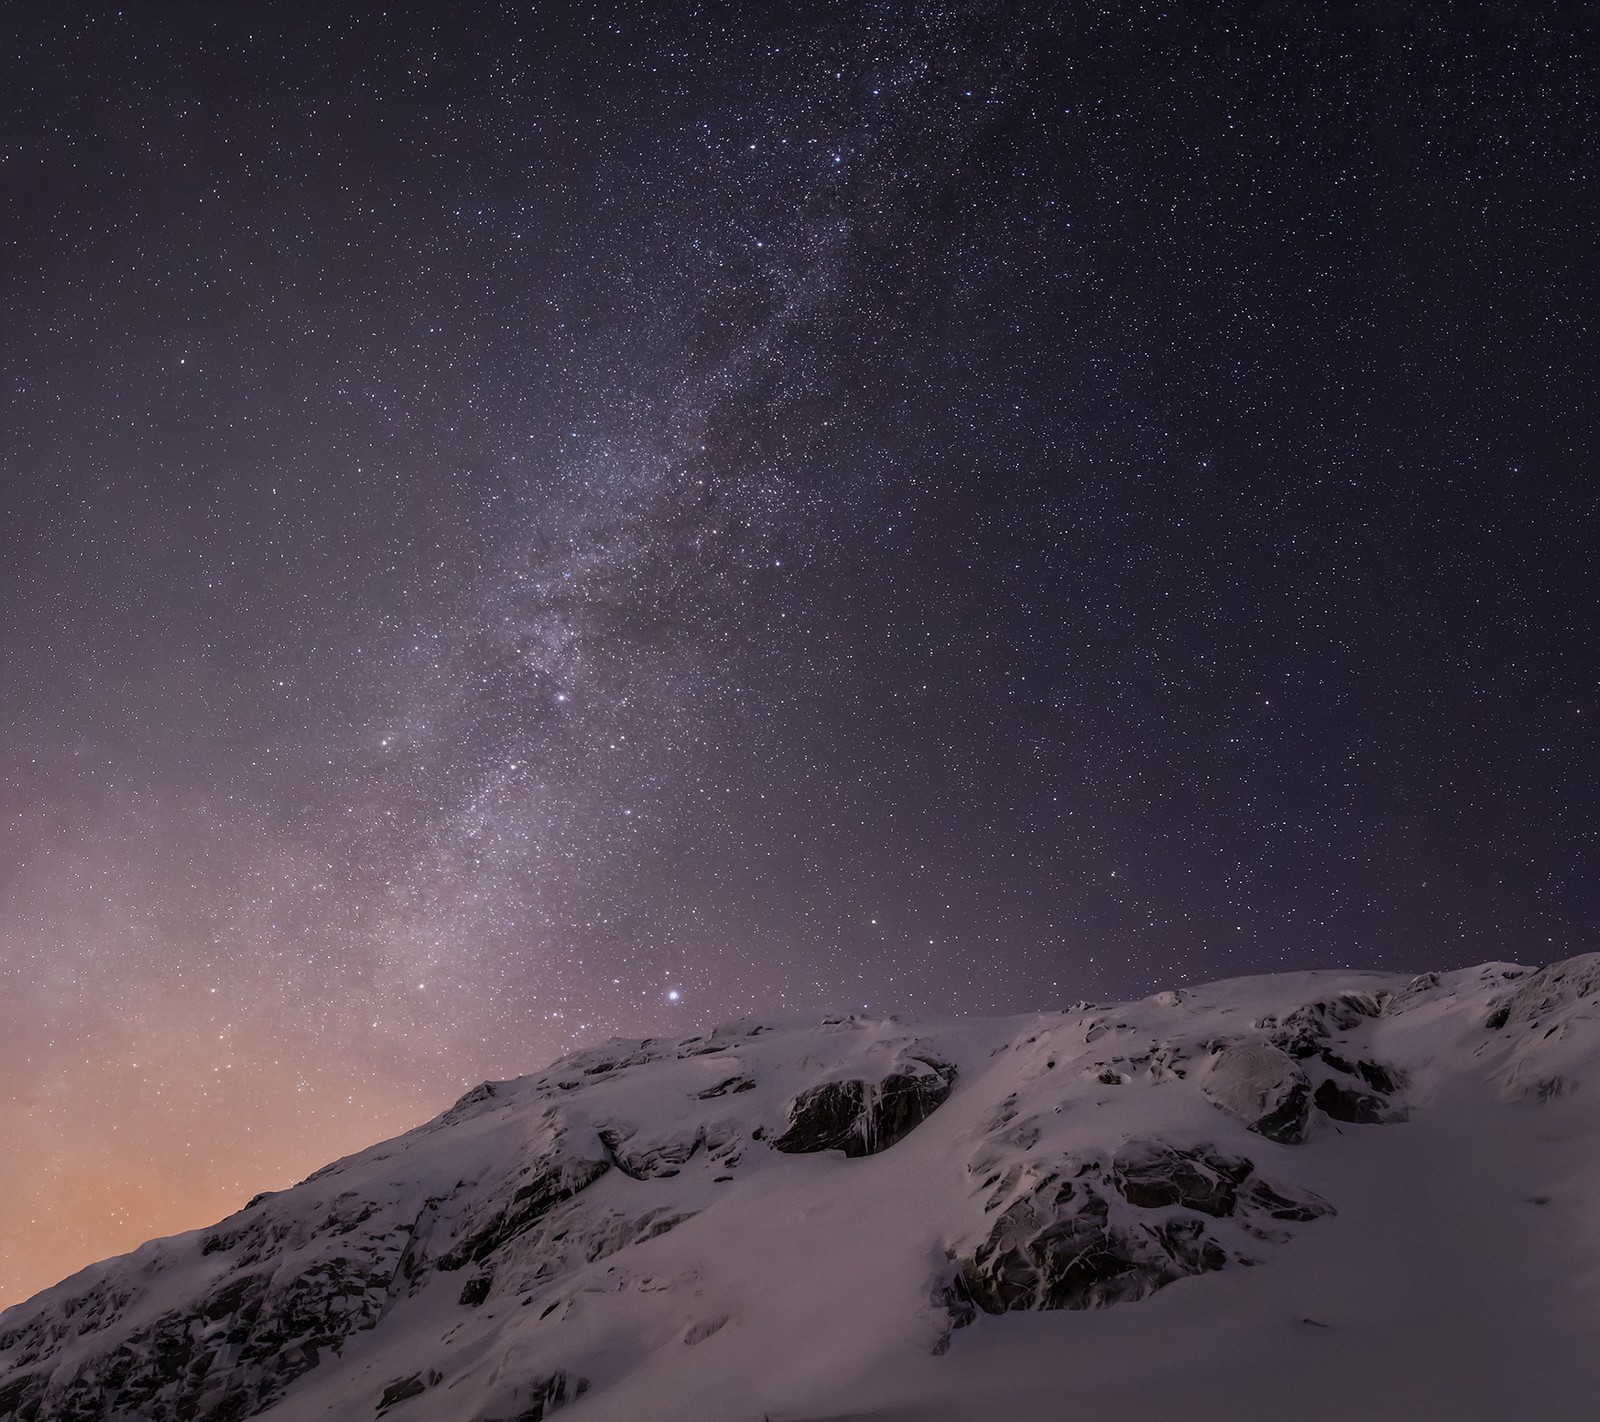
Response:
[772,1053,957,1157]
[378,1369,440,1411]
[1258,993,1386,1060]
[478,1371,588,1421]
[947,1141,1332,1330]
[444,1148,610,1268]
[1488,956,1600,1032]
[598,1123,705,1179]
[1384,972,1442,1016]
[1200,1041,1313,1143]
[955,1171,1195,1315]
[0,1246,403,1422]
[1113,1140,1253,1217]
[1313,1079,1391,1124]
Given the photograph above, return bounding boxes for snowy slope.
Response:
[4,957,1600,1422]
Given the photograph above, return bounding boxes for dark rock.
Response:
[933,1274,977,1351]
[448,1152,611,1266]
[201,1273,266,1324]
[458,1273,493,1307]
[480,1371,589,1421]
[770,1080,863,1154]
[1242,1178,1335,1221]
[0,1373,42,1417]
[1355,1059,1406,1094]
[1154,1217,1228,1273]
[1113,1142,1252,1218]
[0,1246,398,1422]
[772,1057,957,1157]
[1319,1051,1407,1096]
[948,1140,1337,1341]
[958,1186,1175,1313]
[696,1074,756,1099]
[1314,1078,1391,1124]
[378,1373,428,1410]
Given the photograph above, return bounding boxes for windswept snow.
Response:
[4,958,1600,1421]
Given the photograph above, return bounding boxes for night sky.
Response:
[2,3,1594,1308]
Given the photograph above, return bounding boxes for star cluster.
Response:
[2,3,1594,1308]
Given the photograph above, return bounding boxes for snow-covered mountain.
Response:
[5,956,1600,1422]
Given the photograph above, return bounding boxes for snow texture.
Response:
[4,957,1600,1420]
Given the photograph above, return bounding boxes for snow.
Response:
[3,959,1599,1420]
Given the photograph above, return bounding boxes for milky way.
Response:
[2,4,1594,1307]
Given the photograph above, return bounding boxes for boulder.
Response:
[1200,1042,1313,1143]
[772,1056,957,1157]
[378,1372,430,1410]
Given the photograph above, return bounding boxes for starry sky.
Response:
[2,2,1595,1309]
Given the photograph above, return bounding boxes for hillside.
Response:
[4,956,1600,1421]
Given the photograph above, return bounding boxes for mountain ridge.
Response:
[4,955,1598,1421]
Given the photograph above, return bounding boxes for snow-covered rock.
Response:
[4,959,1600,1421]
[1199,1040,1314,1142]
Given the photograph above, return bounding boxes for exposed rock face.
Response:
[441,1123,612,1268]
[0,1094,633,1422]
[771,1052,957,1157]
[377,1369,439,1411]
[476,1371,588,1421]
[1314,1078,1393,1124]
[0,1187,430,1422]
[1259,993,1386,1059]
[1242,1177,1335,1222]
[948,1141,1332,1326]
[955,1170,1193,1314]
[1200,1041,1313,1143]
[1113,1140,1253,1217]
